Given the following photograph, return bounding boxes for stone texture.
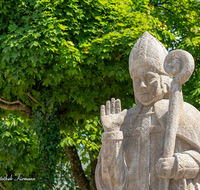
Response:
[95,32,200,190]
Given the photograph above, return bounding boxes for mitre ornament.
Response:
[129,32,168,78]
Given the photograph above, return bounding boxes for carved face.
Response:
[132,66,164,106]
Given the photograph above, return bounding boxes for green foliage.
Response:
[1,0,200,189]
[148,0,200,109]
[32,103,60,190]
[0,2,158,187]
[55,117,102,189]
[60,116,102,165]
[0,114,38,189]
[54,160,81,190]
[0,0,159,120]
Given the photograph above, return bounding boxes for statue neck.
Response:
[139,104,154,114]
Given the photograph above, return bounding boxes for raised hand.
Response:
[100,98,127,132]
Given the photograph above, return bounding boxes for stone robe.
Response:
[95,99,200,190]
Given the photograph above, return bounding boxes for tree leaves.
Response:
[8,23,17,33]
[0,0,150,122]
[1,0,200,189]
[149,0,200,109]
[0,114,38,189]
[0,131,12,139]
[32,105,61,189]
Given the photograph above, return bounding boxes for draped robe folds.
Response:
[95,99,200,190]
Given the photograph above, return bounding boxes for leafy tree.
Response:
[54,161,80,190]
[0,0,160,189]
[1,0,200,189]
[148,0,200,109]
[0,114,38,190]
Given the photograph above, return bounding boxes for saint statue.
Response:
[95,32,200,190]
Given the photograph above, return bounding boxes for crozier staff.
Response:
[158,50,195,189]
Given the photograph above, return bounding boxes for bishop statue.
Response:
[95,32,200,190]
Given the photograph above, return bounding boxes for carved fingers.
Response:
[156,157,176,179]
[106,100,110,115]
[101,98,121,116]
[116,99,121,114]
[100,98,126,132]
[100,105,106,116]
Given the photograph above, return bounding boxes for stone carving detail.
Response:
[95,32,200,190]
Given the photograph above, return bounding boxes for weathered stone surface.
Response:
[95,32,200,190]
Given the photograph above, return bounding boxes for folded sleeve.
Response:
[174,151,200,180]
[95,131,127,190]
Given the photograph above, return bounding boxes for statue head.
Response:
[129,32,172,105]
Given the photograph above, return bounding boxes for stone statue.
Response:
[95,32,200,190]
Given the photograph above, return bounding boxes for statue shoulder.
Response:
[181,101,200,131]
[126,103,143,116]
[183,101,200,118]
[179,102,200,150]
[154,99,200,119]
[120,104,142,131]
[154,99,200,150]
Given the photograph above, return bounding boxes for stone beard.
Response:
[95,32,200,190]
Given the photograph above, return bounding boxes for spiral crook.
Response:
[164,49,194,84]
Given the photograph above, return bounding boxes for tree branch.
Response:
[115,53,125,60]
[0,99,24,107]
[83,77,89,80]
[65,145,90,190]
[27,93,38,103]
[37,78,46,91]
[0,183,7,190]
[0,99,31,115]
[90,151,97,190]
[0,103,31,113]
[101,78,107,89]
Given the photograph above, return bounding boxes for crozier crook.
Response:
[159,50,195,189]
